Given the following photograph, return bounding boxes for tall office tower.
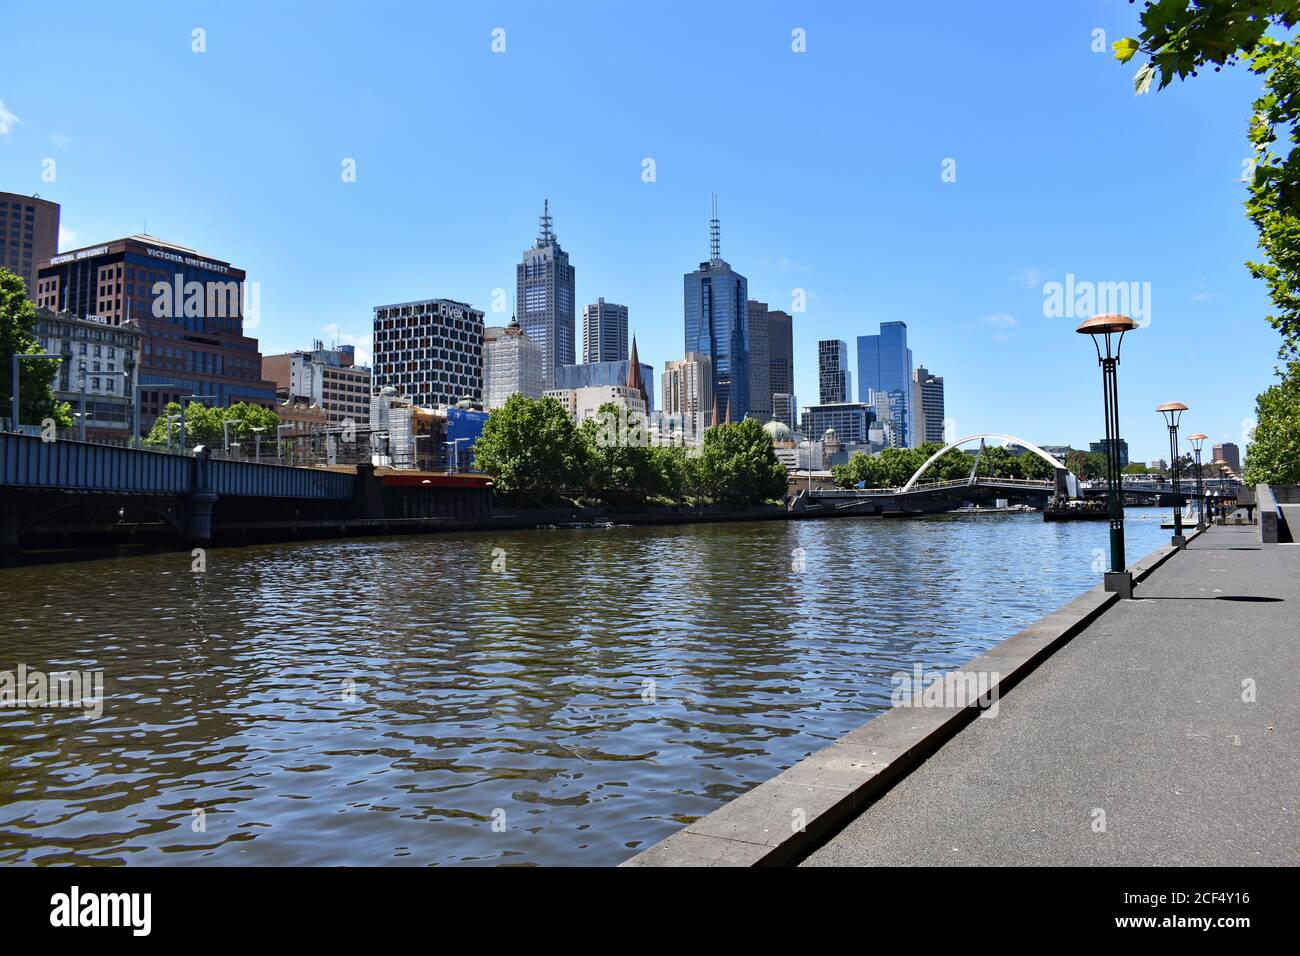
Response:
[36,235,278,430]
[768,309,793,414]
[263,341,373,426]
[582,298,628,364]
[772,393,797,430]
[913,365,945,444]
[857,321,914,447]
[818,339,851,405]
[745,299,771,421]
[0,191,59,300]
[1213,442,1240,473]
[683,197,748,425]
[662,352,714,443]
[516,199,575,388]
[372,297,484,406]
[482,314,543,409]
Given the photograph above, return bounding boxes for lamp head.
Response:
[1076,314,1138,362]
[1188,433,1207,451]
[1156,401,1188,428]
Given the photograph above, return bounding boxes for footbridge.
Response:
[796,433,1073,517]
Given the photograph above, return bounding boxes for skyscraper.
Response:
[683,198,748,425]
[913,366,945,445]
[662,352,714,443]
[745,299,771,421]
[1213,442,1240,473]
[818,339,851,404]
[582,298,628,364]
[857,322,914,447]
[1,191,59,300]
[768,308,793,403]
[517,199,575,388]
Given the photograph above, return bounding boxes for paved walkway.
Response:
[804,524,1298,866]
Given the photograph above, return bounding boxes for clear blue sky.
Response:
[0,0,1286,462]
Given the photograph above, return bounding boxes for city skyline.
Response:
[0,2,1278,462]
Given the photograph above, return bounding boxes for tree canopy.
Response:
[1115,2,1300,482]
[0,268,71,429]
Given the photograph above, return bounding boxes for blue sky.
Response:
[0,0,1287,462]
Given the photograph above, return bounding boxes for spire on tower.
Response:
[625,334,649,410]
[537,198,555,246]
[709,193,720,261]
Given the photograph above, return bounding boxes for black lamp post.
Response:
[1157,401,1188,548]
[1077,313,1138,598]
[1188,433,1207,531]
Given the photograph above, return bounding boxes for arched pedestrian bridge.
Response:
[796,433,1076,517]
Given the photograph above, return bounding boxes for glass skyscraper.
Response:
[857,321,914,447]
[516,199,575,389]
[683,202,748,424]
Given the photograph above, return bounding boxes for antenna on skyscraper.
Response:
[709,193,720,261]
[538,198,554,246]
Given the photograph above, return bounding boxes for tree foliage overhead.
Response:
[1243,360,1300,483]
[0,268,71,428]
[1116,2,1300,483]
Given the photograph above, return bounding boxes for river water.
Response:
[0,508,1175,866]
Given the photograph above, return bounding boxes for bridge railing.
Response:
[1,432,356,500]
[208,459,354,499]
[810,476,1054,497]
[1,431,193,494]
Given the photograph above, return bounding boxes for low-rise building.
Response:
[544,384,647,424]
[264,341,371,427]
[34,308,143,441]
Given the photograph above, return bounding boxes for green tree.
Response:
[695,418,788,504]
[0,269,71,429]
[1244,361,1300,483]
[473,394,586,499]
[577,402,659,504]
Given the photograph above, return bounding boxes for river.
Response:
[0,508,1176,866]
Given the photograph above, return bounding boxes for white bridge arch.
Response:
[901,433,1070,492]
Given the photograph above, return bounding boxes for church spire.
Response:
[625,334,649,410]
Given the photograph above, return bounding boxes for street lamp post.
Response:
[251,425,266,463]
[1188,433,1208,531]
[1077,314,1139,598]
[222,419,244,455]
[1157,401,1189,548]
[444,437,470,473]
[77,360,88,442]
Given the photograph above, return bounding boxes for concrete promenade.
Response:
[803,524,1298,866]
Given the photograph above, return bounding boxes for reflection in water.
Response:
[0,510,1173,865]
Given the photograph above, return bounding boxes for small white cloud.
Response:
[1188,290,1224,303]
[1016,268,1044,288]
[979,313,1017,327]
[58,226,77,249]
[972,313,1017,341]
[0,100,20,135]
[50,132,70,147]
